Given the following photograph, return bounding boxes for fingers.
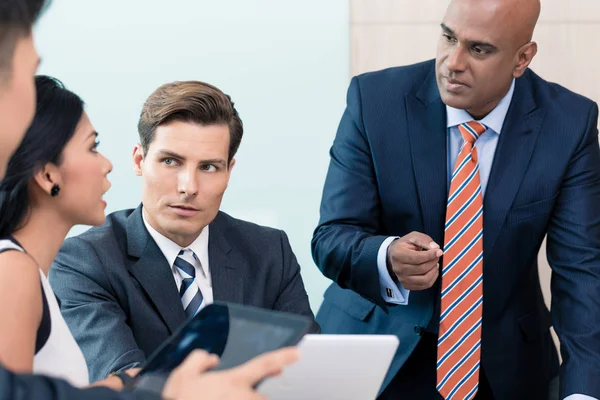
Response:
[125,367,141,378]
[398,247,442,266]
[390,236,443,267]
[387,232,443,290]
[231,347,299,386]
[401,258,439,276]
[178,349,220,374]
[400,262,440,290]
[405,232,442,252]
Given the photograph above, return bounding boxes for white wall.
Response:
[34,0,350,311]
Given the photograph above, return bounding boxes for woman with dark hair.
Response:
[0,75,119,388]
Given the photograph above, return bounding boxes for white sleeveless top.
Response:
[0,238,89,387]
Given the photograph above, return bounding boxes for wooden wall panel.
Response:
[351,0,600,357]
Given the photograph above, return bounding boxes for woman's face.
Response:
[54,112,113,226]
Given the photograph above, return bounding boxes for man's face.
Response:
[435,0,525,118]
[0,34,39,178]
[133,121,234,247]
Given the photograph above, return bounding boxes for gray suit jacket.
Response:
[50,205,318,382]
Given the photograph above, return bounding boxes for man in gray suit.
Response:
[49,80,318,382]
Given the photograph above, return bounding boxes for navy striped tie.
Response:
[174,249,204,319]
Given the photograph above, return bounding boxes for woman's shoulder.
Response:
[0,237,25,253]
[0,237,39,273]
[0,238,41,304]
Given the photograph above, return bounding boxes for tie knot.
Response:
[175,249,196,278]
[458,121,486,144]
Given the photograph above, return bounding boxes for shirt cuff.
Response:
[377,236,410,305]
[564,395,598,400]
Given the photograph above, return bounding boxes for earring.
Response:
[50,184,60,197]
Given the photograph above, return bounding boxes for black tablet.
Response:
[136,301,311,378]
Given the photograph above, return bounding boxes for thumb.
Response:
[178,350,220,375]
[230,347,299,386]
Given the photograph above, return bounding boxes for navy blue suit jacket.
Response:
[312,60,600,399]
[50,205,318,382]
[0,364,159,400]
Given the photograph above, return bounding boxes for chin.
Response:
[439,91,472,110]
[164,216,210,237]
[86,213,107,227]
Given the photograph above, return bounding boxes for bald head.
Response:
[446,0,540,52]
[434,0,540,118]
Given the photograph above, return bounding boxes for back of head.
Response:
[0,0,47,82]
[137,80,243,164]
[0,75,83,237]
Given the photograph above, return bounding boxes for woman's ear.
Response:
[32,164,61,196]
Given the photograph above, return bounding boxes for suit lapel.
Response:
[483,73,545,256]
[126,205,186,333]
[405,68,448,246]
[208,213,244,304]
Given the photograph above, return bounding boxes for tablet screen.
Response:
[138,302,311,376]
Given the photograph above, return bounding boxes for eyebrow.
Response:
[200,159,228,167]
[82,130,98,143]
[441,23,455,36]
[440,23,498,51]
[157,150,227,166]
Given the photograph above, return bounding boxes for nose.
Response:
[178,167,199,197]
[446,45,467,73]
[102,154,113,176]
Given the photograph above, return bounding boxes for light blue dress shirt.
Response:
[375,79,595,400]
[376,78,515,304]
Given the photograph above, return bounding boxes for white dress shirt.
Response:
[142,212,213,306]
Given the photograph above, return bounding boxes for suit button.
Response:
[414,325,423,336]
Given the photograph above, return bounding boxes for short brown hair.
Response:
[0,0,47,82]
[137,80,243,164]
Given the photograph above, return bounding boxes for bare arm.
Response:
[0,251,42,373]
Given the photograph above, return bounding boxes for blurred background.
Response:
[35,0,600,315]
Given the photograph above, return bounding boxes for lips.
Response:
[443,76,469,93]
[171,204,199,211]
[447,78,467,85]
[169,204,200,217]
[100,183,111,208]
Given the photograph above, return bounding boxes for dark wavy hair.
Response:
[0,75,84,237]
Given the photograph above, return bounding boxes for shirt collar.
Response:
[446,78,515,135]
[142,209,210,277]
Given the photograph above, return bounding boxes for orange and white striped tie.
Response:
[436,121,486,400]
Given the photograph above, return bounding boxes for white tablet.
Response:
[258,334,399,400]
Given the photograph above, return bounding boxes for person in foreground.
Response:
[312,0,600,399]
[49,79,318,382]
[0,0,298,399]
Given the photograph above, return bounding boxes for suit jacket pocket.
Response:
[324,284,376,321]
[519,309,552,343]
[509,194,558,223]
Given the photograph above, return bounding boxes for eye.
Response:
[90,140,100,153]
[443,33,456,43]
[200,164,217,172]
[163,158,175,166]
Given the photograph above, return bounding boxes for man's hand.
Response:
[162,347,299,400]
[387,231,444,290]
